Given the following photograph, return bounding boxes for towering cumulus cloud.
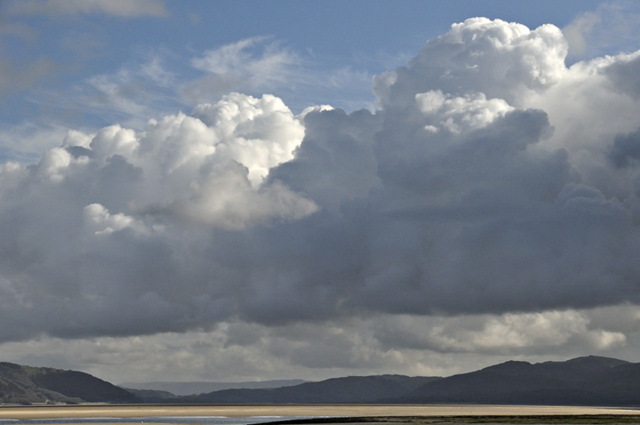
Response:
[1,18,640,348]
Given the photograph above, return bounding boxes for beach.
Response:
[1,405,640,423]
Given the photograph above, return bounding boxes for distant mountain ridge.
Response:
[181,375,439,404]
[3,355,640,406]
[137,355,640,406]
[120,379,306,396]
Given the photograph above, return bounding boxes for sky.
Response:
[1,0,640,385]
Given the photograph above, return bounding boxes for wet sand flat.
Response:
[1,405,640,420]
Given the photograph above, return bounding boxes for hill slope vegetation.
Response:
[0,362,138,404]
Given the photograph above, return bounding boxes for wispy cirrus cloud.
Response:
[184,37,301,104]
[563,0,640,59]
[185,36,376,112]
[33,54,182,130]
[5,0,168,18]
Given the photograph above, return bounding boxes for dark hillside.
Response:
[0,362,138,404]
[31,369,138,403]
[396,356,638,406]
[3,356,639,406]
[591,362,640,405]
[0,363,80,404]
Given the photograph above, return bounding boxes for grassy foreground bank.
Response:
[264,415,640,424]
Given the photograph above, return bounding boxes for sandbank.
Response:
[1,405,640,422]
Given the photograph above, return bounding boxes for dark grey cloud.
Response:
[605,52,640,99]
[610,128,640,168]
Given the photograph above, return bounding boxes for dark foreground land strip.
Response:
[262,415,640,424]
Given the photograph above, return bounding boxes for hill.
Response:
[394,355,639,405]
[157,356,640,406]
[130,356,640,405]
[0,362,138,404]
[4,356,640,406]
